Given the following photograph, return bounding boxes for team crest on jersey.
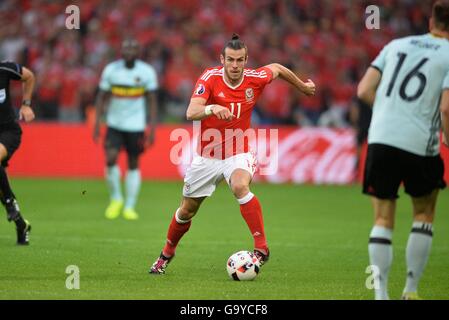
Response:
[245,88,254,101]
[195,83,205,95]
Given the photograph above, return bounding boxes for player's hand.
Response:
[212,105,235,121]
[443,134,449,148]
[19,105,35,122]
[145,129,155,148]
[301,79,316,96]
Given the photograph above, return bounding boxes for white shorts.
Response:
[183,152,257,198]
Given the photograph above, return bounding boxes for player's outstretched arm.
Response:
[19,67,35,122]
[440,89,449,147]
[357,67,382,106]
[265,63,315,96]
[186,97,234,121]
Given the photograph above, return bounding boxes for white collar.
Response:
[222,68,245,89]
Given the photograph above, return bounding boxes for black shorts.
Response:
[363,143,446,199]
[0,121,22,167]
[104,127,145,156]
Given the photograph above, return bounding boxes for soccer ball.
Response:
[226,250,260,281]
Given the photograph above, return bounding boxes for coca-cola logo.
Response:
[172,127,356,184]
[262,128,356,184]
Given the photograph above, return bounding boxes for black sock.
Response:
[0,166,15,200]
[13,214,26,230]
[0,166,25,228]
[14,216,26,230]
[4,198,26,229]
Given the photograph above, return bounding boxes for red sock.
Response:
[239,194,268,252]
[162,210,191,257]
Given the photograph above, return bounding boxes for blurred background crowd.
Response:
[0,0,433,126]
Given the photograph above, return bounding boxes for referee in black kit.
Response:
[0,60,35,245]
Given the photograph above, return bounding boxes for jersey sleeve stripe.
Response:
[0,66,22,78]
[370,65,383,74]
[204,71,223,81]
[200,70,212,80]
[201,68,221,80]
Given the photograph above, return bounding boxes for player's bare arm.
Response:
[440,89,449,147]
[145,91,158,146]
[186,97,235,121]
[93,90,111,142]
[357,67,382,106]
[265,63,316,96]
[19,67,35,122]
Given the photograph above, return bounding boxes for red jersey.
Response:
[192,66,273,159]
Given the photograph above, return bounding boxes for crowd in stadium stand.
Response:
[0,0,432,126]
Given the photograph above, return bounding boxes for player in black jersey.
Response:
[0,61,35,245]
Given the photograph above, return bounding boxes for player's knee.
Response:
[231,182,250,199]
[128,163,138,170]
[105,150,119,167]
[178,206,196,220]
[0,145,8,161]
[128,155,139,170]
[106,158,117,167]
[179,198,203,219]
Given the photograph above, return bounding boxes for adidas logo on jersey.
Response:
[218,92,225,98]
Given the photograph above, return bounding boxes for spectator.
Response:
[0,0,434,124]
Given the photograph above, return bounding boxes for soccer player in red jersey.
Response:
[150,34,315,274]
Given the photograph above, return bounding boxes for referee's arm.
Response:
[19,67,35,122]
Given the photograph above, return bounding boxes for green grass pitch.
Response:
[0,178,448,300]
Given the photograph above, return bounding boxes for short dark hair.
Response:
[221,33,248,57]
[433,0,449,31]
